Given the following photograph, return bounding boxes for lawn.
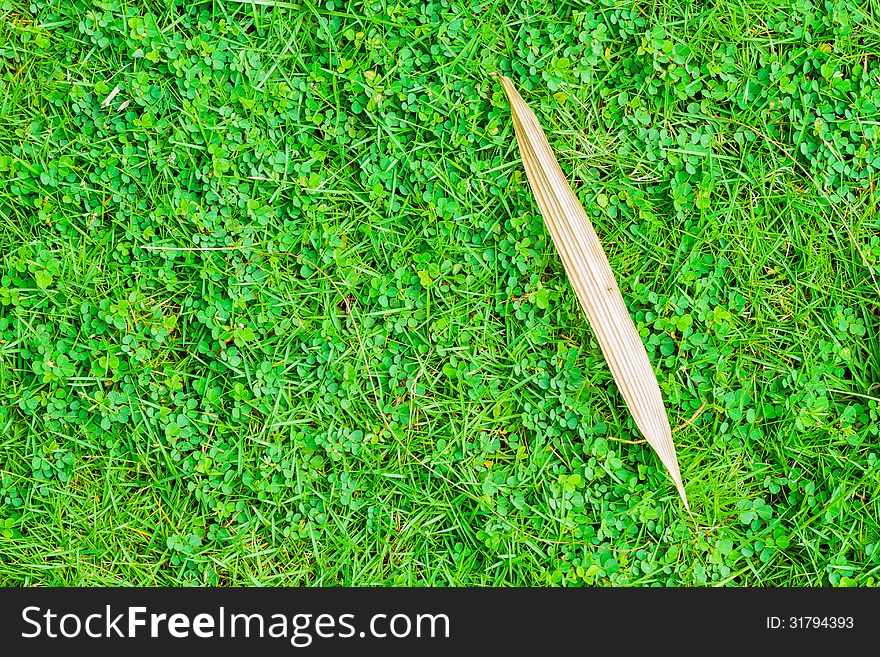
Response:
[1,0,879,586]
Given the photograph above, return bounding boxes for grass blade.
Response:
[496,74,688,509]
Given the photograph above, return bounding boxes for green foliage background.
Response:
[1,0,879,585]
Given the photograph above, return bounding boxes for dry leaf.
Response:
[495,74,688,509]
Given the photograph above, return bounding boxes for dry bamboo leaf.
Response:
[495,74,688,510]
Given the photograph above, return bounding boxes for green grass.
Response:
[1,0,879,586]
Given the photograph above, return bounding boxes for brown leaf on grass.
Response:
[495,74,689,509]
